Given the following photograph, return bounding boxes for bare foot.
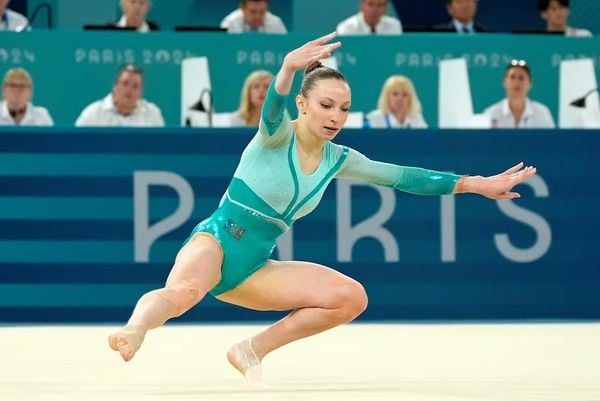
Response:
[227,338,263,387]
[108,326,145,362]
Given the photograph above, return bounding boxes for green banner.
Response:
[0,31,598,126]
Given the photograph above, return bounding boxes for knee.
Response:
[165,281,204,317]
[331,281,368,322]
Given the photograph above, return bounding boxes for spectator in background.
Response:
[229,70,273,127]
[0,68,53,126]
[483,60,555,128]
[435,0,487,34]
[220,0,287,34]
[366,75,427,128]
[112,0,159,32]
[336,0,402,35]
[75,64,164,127]
[538,0,592,37]
[0,0,28,31]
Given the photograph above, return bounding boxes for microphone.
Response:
[570,88,598,108]
[189,88,213,127]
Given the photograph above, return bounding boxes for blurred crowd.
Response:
[0,0,595,129]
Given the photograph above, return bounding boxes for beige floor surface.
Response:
[0,322,598,401]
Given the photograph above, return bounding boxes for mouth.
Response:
[323,126,339,135]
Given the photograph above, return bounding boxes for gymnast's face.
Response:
[297,78,351,141]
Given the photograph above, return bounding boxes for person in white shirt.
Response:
[113,0,159,32]
[537,0,592,37]
[228,70,273,127]
[483,60,555,129]
[336,0,402,35]
[75,64,164,127]
[0,0,28,31]
[0,68,53,126]
[366,75,427,129]
[220,0,287,34]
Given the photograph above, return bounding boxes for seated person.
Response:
[336,0,402,35]
[434,0,487,34]
[0,0,28,31]
[220,0,287,34]
[538,0,592,37]
[111,0,159,32]
[0,68,53,126]
[366,75,427,129]
[229,70,273,127]
[483,60,555,128]
[75,64,164,127]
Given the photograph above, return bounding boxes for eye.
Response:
[320,103,332,109]
[341,107,350,113]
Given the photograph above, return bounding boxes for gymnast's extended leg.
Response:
[108,233,222,361]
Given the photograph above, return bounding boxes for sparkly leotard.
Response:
[183,82,461,295]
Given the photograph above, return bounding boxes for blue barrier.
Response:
[0,127,598,322]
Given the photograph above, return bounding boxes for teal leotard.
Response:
[184,81,461,296]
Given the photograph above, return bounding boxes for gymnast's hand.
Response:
[282,32,341,73]
[455,162,537,200]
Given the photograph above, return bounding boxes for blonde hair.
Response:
[377,75,422,116]
[3,68,33,88]
[239,70,273,125]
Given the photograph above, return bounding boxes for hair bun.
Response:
[304,61,323,75]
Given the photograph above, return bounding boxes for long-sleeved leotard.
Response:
[184,81,460,295]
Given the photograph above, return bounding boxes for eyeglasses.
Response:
[510,59,528,67]
[3,83,31,90]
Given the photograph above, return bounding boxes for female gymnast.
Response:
[109,32,536,385]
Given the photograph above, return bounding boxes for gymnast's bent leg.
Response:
[108,233,222,361]
[217,260,368,382]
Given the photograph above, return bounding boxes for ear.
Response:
[296,94,307,115]
[540,10,549,21]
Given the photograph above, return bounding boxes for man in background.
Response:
[435,0,487,34]
[112,0,159,32]
[220,0,287,34]
[336,0,402,35]
[538,0,592,37]
[75,64,164,127]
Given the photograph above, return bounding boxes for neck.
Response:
[126,17,143,29]
[115,102,136,116]
[547,22,567,32]
[392,111,407,124]
[294,120,325,153]
[508,97,526,113]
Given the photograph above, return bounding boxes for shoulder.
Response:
[139,99,164,116]
[483,99,504,114]
[567,26,593,37]
[474,22,488,32]
[221,9,242,25]
[82,98,105,113]
[366,109,387,127]
[381,15,402,26]
[433,21,454,31]
[7,9,28,23]
[265,12,287,32]
[336,14,359,31]
[147,20,160,31]
[530,100,552,114]
[409,113,428,128]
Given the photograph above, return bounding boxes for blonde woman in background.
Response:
[230,70,273,127]
[366,75,427,129]
[0,68,53,126]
